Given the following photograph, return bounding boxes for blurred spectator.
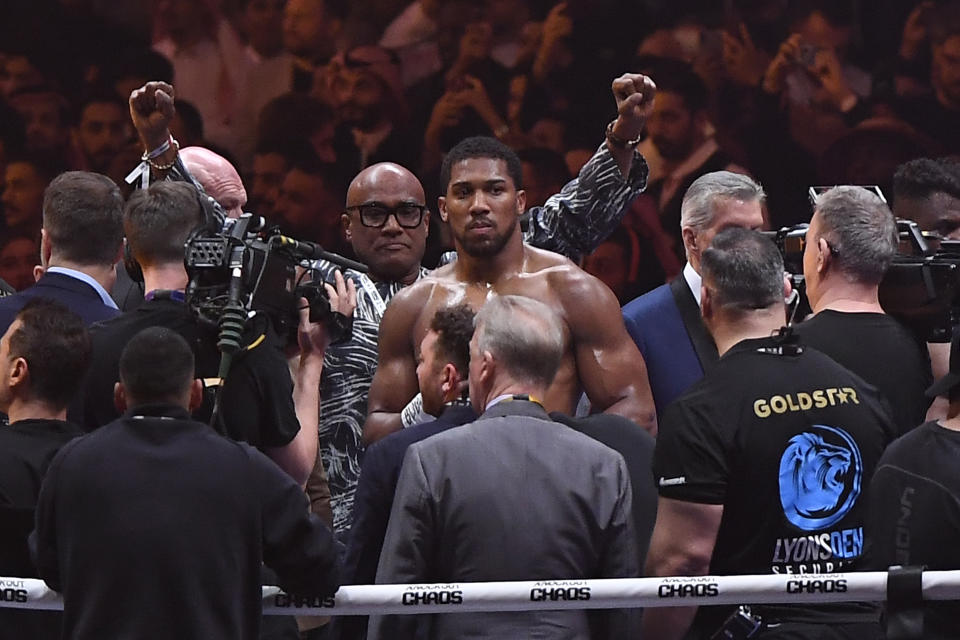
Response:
[893,157,960,239]
[0,101,26,184]
[895,3,960,151]
[273,151,352,252]
[415,2,512,169]
[640,64,748,257]
[152,0,248,157]
[329,45,421,172]
[101,48,174,104]
[73,91,133,174]
[7,86,73,162]
[486,0,533,69]
[2,154,61,240]
[0,53,46,99]
[380,0,443,86]
[256,93,338,163]
[518,147,569,208]
[168,99,205,149]
[283,0,346,92]
[583,224,667,304]
[249,139,317,218]
[0,233,39,293]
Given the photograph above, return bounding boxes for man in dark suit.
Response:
[337,304,477,640]
[622,171,765,417]
[345,304,477,587]
[0,171,123,333]
[370,295,637,640]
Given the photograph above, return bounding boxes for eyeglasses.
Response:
[348,203,427,229]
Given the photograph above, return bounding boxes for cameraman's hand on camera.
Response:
[129,81,176,152]
[298,270,357,358]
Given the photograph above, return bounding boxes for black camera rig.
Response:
[184,212,367,377]
[765,220,960,343]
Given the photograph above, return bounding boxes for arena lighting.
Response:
[1,570,959,614]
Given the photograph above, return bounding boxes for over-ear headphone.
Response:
[122,181,224,285]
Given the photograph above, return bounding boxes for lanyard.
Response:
[358,274,388,321]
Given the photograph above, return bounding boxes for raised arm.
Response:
[523,73,656,261]
[562,270,658,434]
[362,284,427,445]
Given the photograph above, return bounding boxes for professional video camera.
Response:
[767,201,960,343]
[184,212,368,362]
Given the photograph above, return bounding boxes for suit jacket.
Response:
[335,404,477,640]
[0,272,118,334]
[622,277,717,417]
[550,413,657,574]
[345,404,478,586]
[368,399,638,640]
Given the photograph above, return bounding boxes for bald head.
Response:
[343,162,430,284]
[347,162,425,207]
[179,146,247,218]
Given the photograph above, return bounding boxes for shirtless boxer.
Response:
[365,135,658,442]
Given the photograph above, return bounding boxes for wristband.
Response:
[400,393,425,428]
[605,119,642,150]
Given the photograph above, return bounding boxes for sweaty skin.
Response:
[364,157,657,444]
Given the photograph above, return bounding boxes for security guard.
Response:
[643,228,897,640]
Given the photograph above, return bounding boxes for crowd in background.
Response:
[2,0,958,301]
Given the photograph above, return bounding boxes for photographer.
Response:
[79,181,357,490]
[793,186,932,434]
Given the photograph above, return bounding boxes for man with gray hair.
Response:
[370,294,638,640]
[644,228,895,640]
[794,186,932,434]
[622,170,765,416]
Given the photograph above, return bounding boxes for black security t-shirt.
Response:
[793,310,932,435]
[867,421,960,639]
[654,336,897,632]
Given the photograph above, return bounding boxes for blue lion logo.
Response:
[778,425,862,531]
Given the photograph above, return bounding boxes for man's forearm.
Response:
[362,411,403,446]
[275,354,323,486]
[601,396,657,436]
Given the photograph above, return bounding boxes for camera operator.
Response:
[793,186,932,434]
[78,181,357,491]
[644,228,896,640]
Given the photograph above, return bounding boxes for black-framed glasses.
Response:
[348,203,427,229]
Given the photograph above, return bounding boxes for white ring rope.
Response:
[1,571,959,615]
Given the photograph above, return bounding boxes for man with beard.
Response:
[364,134,658,442]
[74,93,132,174]
[328,45,422,172]
[641,65,746,260]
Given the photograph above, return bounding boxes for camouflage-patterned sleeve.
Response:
[523,144,649,263]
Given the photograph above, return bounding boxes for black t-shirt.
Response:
[0,419,81,574]
[867,421,960,639]
[793,310,932,435]
[78,297,298,448]
[654,336,897,633]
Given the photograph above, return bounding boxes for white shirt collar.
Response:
[46,267,118,309]
[682,262,702,306]
[485,393,514,410]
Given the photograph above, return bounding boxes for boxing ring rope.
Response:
[2,571,959,615]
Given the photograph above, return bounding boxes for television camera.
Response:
[184,212,367,378]
[766,218,960,344]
